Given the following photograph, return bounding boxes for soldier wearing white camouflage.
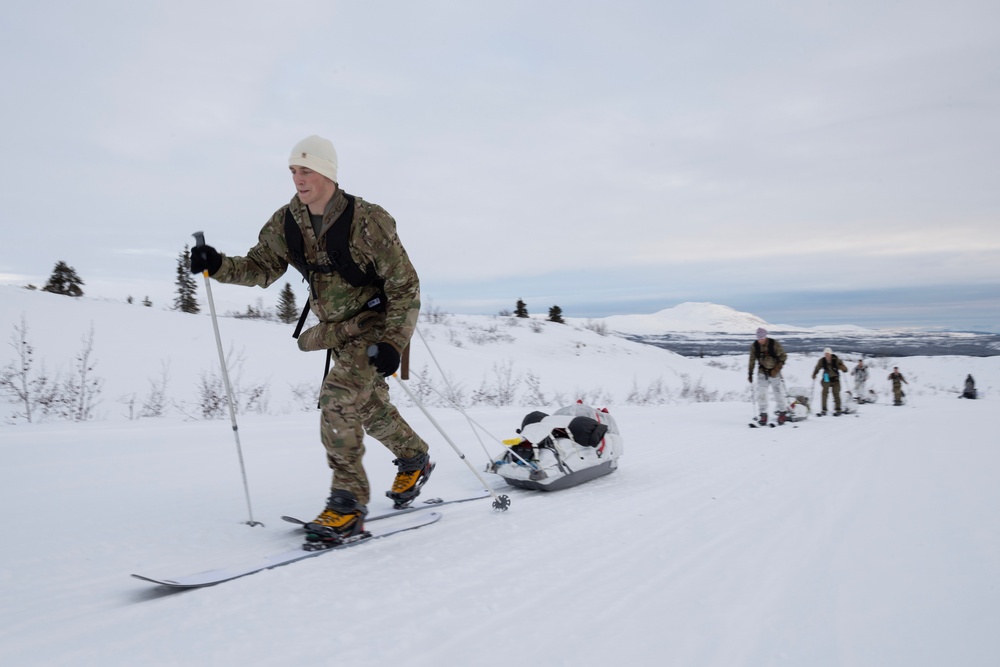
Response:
[748,327,790,425]
[190,135,433,544]
[851,359,869,398]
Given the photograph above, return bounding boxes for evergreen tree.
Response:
[142,296,152,307]
[42,261,85,297]
[547,305,565,324]
[277,282,299,324]
[514,298,529,318]
[173,246,200,314]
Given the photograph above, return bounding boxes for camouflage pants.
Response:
[821,379,842,412]
[892,384,905,405]
[319,337,428,506]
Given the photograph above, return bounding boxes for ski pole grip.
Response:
[192,231,206,247]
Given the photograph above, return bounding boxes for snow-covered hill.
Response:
[1,287,999,666]
[577,301,783,334]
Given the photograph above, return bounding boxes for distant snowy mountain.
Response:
[566,301,1000,357]
[573,302,787,335]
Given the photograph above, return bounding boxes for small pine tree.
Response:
[277,282,299,324]
[142,296,152,307]
[514,298,529,318]
[42,261,85,297]
[548,305,565,324]
[173,246,200,314]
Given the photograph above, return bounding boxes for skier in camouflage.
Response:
[812,347,848,415]
[748,328,790,425]
[888,367,908,406]
[190,135,433,542]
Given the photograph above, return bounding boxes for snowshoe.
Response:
[386,453,435,509]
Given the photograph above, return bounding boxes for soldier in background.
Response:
[190,135,433,545]
[851,359,870,402]
[748,327,789,425]
[888,367,909,406]
[812,347,848,415]
[961,374,977,399]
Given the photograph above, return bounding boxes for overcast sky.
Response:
[2,1,998,331]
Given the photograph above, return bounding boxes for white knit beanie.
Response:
[288,135,338,183]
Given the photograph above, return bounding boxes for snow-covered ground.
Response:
[1,287,998,666]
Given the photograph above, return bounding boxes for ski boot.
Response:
[755,412,768,427]
[386,452,435,509]
[777,411,788,425]
[303,490,369,551]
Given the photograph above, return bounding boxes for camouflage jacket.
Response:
[213,188,420,352]
[748,338,787,376]
[812,354,848,380]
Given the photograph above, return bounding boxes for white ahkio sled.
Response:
[486,402,623,491]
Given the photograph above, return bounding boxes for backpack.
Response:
[283,193,382,291]
[284,193,387,343]
[753,338,777,360]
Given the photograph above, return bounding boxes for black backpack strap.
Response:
[283,195,382,290]
[292,298,311,339]
[324,195,376,288]
[283,209,310,282]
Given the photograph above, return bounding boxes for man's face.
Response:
[290,165,336,209]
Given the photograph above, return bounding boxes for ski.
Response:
[131,512,441,589]
[281,488,490,528]
[748,421,776,428]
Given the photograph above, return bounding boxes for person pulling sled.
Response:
[748,328,790,426]
[189,135,434,549]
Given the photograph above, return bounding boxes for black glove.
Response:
[367,342,401,377]
[190,245,222,276]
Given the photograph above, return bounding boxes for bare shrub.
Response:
[61,323,104,421]
[290,381,320,411]
[1,315,60,423]
[521,371,547,406]
[471,360,521,406]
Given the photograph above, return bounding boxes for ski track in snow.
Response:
[1,399,999,666]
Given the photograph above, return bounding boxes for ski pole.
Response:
[414,326,494,461]
[379,354,510,512]
[192,232,263,527]
[406,367,539,469]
